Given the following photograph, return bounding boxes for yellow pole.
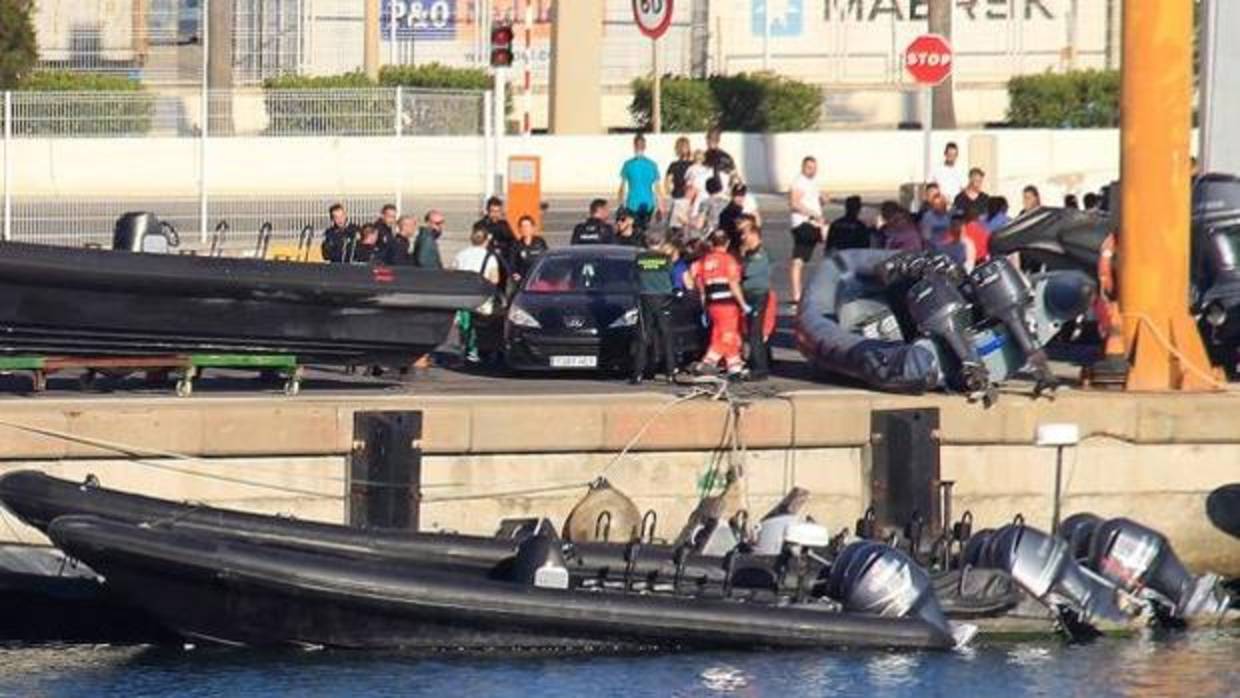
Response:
[1118,0,1217,391]
[364,0,381,81]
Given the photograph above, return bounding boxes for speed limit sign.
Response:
[632,0,674,40]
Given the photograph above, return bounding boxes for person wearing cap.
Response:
[631,230,678,384]
[614,208,644,247]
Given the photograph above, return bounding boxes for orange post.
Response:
[1118,0,1217,391]
[506,156,542,232]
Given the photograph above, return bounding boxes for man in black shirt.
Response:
[475,196,515,260]
[703,126,737,185]
[384,216,418,266]
[571,199,616,245]
[952,168,990,217]
[321,203,359,263]
[351,224,381,263]
[373,203,397,254]
[826,196,874,252]
[631,231,677,384]
[614,208,644,247]
[718,183,750,249]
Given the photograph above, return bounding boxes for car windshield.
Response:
[524,256,635,294]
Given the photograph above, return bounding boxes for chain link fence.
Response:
[1,88,489,247]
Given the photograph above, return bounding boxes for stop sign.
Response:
[905,34,953,86]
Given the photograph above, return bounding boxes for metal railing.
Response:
[0,88,492,246]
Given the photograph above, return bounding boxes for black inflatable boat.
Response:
[0,242,491,365]
[45,515,955,651]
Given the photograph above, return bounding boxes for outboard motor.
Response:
[970,257,1055,392]
[113,212,179,253]
[978,524,1132,628]
[906,274,988,394]
[508,534,570,590]
[827,540,970,647]
[1058,512,1103,560]
[1086,517,1232,620]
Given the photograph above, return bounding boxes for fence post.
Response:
[2,91,11,242]
[483,90,494,203]
[199,0,210,244]
[395,86,403,214]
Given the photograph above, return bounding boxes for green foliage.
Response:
[263,72,394,136]
[378,62,490,91]
[261,68,489,136]
[12,71,154,136]
[0,0,38,89]
[1006,70,1121,128]
[261,71,375,90]
[630,76,719,132]
[630,72,822,133]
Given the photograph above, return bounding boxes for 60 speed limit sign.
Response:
[632,0,674,40]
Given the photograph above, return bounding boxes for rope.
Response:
[0,417,459,492]
[1122,312,1236,392]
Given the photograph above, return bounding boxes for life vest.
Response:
[698,250,739,304]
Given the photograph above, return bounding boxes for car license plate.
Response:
[551,355,597,368]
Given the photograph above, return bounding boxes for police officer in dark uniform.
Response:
[571,199,616,245]
[740,221,772,380]
[321,203,359,263]
[631,231,678,384]
[475,196,516,284]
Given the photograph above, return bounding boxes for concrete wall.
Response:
[0,390,1236,576]
[4,128,1127,207]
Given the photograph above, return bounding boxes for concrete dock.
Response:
[0,385,1236,577]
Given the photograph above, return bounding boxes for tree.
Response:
[0,0,38,88]
[928,0,956,129]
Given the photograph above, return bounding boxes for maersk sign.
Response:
[824,0,1054,22]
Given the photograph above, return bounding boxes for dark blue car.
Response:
[504,246,704,372]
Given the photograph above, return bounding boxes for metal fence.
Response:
[1,88,491,247]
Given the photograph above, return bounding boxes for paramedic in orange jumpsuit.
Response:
[692,228,752,378]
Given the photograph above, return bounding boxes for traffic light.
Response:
[490,24,514,68]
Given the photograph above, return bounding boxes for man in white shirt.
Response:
[788,156,825,305]
[452,224,501,363]
[930,142,965,200]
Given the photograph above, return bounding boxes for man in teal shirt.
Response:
[618,134,664,233]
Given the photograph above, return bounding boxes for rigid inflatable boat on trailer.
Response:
[0,239,491,369]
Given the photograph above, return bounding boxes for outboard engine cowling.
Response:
[1087,517,1232,619]
[827,541,964,645]
[979,524,1131,626]
[907,275,988,393]
[113,212,178,253]
[1058,512,1103,560]
[509,534,570,589]
[970,257,1054,389]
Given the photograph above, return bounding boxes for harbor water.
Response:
[1,630,1236,697]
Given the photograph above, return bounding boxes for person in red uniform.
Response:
[690,229,752,379]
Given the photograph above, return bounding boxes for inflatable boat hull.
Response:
[0,242,490,365]
[48,516,954,651]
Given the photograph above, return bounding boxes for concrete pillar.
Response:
[206,0,233,91]
[548,0,603,134]
[1200,0,1240,174]
[363,0,381,81]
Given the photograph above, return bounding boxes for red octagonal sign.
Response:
[905,34,953,86]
